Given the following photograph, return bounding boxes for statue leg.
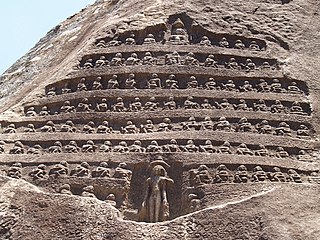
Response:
[149,197,155,223]
[154,194,161,222]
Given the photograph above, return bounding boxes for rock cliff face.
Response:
[0,0,319,239]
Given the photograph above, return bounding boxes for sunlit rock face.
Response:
[0,0,319,239]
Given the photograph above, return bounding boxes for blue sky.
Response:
[0,0,94,75]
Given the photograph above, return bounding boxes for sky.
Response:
[0,0,95,75]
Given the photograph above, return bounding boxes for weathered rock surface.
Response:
[0,0,319,239]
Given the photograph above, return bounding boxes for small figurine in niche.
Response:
[112,97,126,112]
[204,77,217,90]
[253,99,269,112]
[49,161,69,177]
[47,87,56,97]
[121,121,139,134]
[83,121,95,134]
[147,73,162,89]
[82,140,97,153]
[48,141,63,153]
[61,120,77,133]
[163,139,181,153]
[165,51,181,65]
[142,52,156,65]
[59,184,73,195]
[24,123,36,133]
[126,53,140,66]
[239,81,254,92]
[113,141,129,153]
[77,98,92,112]
[204,54,218,68]
[183,139,199,153]
[189,165,212,186]
[29,164,47,180]
[234,99,251,111]
[270,79,285,93]
[216,98,234,110]
[163,96,177,110]
[182,116,200,131]
[215,117,232,131]
[4,124,17,134]
[274,122,292,137]
[199,36,211,46]
[26,144,42,155]
[201,116,214,130]
[144,97,158,111]
[186,76,198,88]
[169,18,189,45]
[129,140,146,153]
[270,100,288,114]
[234,165,249,183]
[217,141,232,154]
[108,38,122,47]
[26,107,37,117]
[201,99,213,109]
[143,34,156,44]
[140,161,173,222]
[81,185,97,198]
[72,162,90,177]
[9,141,25,154]
[221,79,237,91]
[287,169,302,183]
[225,57,240,70]
[129,97,143,112]
[0,141,5,154]
[99,141,113,152]
[256,120,273,134]
[92,162,110,178]
[165,74,179,89]
[219,37,229,48]
[236,117,253,132]
[83,59,94,69]
[64,141,80,153]
[256,79,271,92]
[96,39,107,48]
[146,140,162,153]
[96,98,109,112]
[199,140,216,153]
[252,166,267,182]
[113,162,132,181]
[62,83,72,94]
[60,101,75,113]
[214,164,231,183]
[287,82,303,94]
[107,75,120,89]
[95,56,108,68]
[35,106,50,118]
[141,119,155,133]
[297,124,311,138]
[97,121,112,134]
[242,59,256,72]
[184,96,199,109]
[125,33,136,45]
[7,162,23,179]
[183,52,199,66]
[92,76,103,90]
[236,143,254,155]
[158,118,173,132]
[290,101,307,115]
[297,150,313,162]
[255,144,269,157]
[124,73,137,89]
[261,61,272,70]
[110,53,124,66]
[275,147,290,158]
[234,39,245,50]
[249,40,260,51]
[268,167,286,182]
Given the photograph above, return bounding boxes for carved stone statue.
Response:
[140,161,173,222]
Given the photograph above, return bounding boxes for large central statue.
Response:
[140,161,174,223]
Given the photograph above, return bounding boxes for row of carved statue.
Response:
[2,118,311,139]
[25,97,310,116]
[0,139,313,160]
[96,32,265,51]
[47,76,306,95]
[0,160,306,186]
[1,161,132,181]
[79,51,276,71]
[189,165,304,185]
